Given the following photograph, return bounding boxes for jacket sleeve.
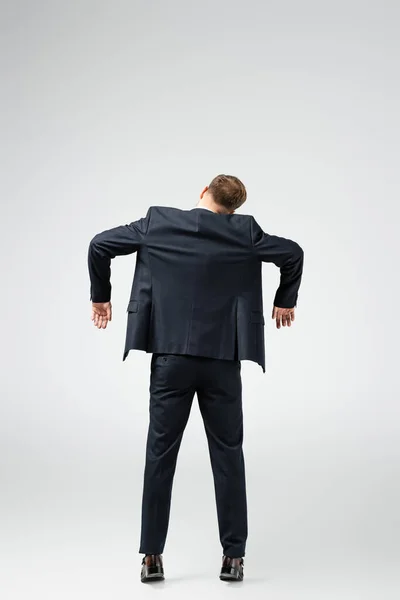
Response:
[88,209,151,302]
[250,216,304,308]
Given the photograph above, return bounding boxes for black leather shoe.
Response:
[141,554,164,583]
[220,555,244,581]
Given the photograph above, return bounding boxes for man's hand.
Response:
[272,306,295,329]
[91,302,112,329]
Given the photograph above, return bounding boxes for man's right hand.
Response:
[272,306,295,329]
[91,301,112,329]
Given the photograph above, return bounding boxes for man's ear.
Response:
[199,185,208,199]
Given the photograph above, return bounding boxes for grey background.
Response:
[1,1,399,598]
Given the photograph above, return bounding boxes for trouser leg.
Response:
[197,359,247,558]
[139,354,195,554]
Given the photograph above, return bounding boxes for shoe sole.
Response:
[220,571,243,582]
[141,573,165,583]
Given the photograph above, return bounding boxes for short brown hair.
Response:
[208,174,247,211]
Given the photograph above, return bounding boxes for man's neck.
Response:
[196,200,229,215]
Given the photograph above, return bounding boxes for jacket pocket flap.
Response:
[127,300,138,313]
[251,310,265,324]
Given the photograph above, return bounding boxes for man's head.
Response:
[199,174,247,214]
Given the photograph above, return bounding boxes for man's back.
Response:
[88,205,303,371]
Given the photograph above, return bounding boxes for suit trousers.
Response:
[139,353,248,558]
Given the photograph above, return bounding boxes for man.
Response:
[88,174,304,583]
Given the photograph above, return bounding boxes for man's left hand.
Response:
[92,302,112,329]
[272,305,295,329]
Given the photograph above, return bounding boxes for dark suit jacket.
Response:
[88,206,303,372]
